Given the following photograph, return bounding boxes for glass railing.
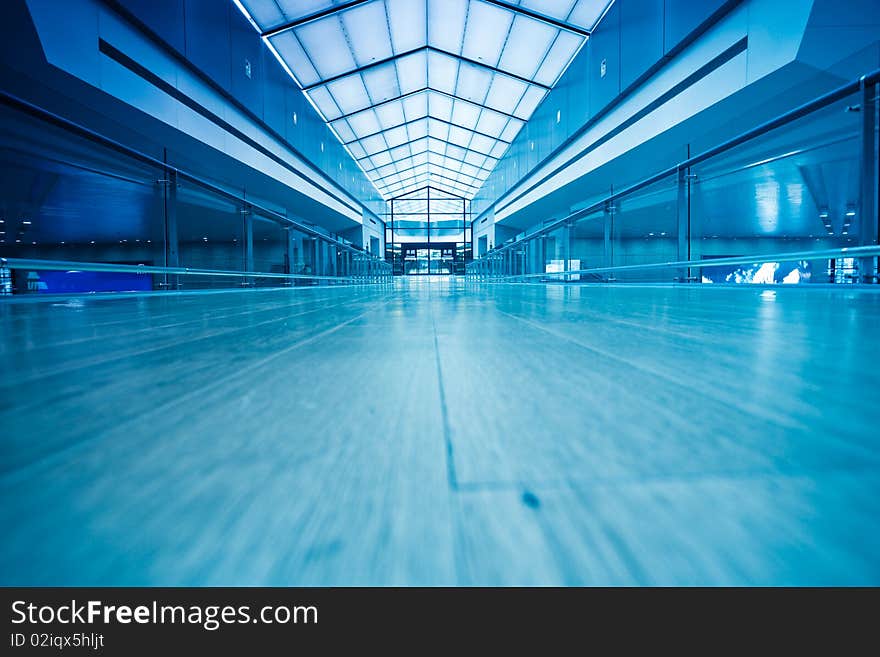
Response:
[0,92,391,297]
[467,69,880,286]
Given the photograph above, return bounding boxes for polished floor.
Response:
[1,278,879,585]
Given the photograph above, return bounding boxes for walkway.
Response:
[1,279,879,584]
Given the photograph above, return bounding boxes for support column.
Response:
[316,241,325,282]
[163,169,179,290]
[537,235,546,278]
[859,78,878,282]
[243,207,253,286]
[327,243,336,281]
[562,220,572,282]
[286,227,295,283]
[603,200,613,280]
[677,166,690,283]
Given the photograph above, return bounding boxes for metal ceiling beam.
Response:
[427,46,550,91]
[391,185,467,201]
[262,0,371,38]
[386,168,479,192]
[482,0,590,37]
[355,133,497,162]
[301,46,551,92]
[371,160,483,185]
[301,46,424,92]
[343,115,512,148]
[390,184,468,201]
[389,182,473,199]
[361,147,494,176]
[330,86,523,123]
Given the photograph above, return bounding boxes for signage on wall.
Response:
[245,59,252,79]
[600,58,607,78]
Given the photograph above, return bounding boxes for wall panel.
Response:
[620,0,664,90]
[184,0,231,91]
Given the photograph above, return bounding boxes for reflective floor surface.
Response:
[1,278,879,585]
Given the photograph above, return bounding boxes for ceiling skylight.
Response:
[234,0,613,199]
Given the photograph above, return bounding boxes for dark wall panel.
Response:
[565,46,591,135]
[664,0,727,53]
[620,0,664,90]
[228,4,263,118]
[115,0,185,54]
[284,83,306,152]
[184,0,231,91]
[588,0,620,118]
[262,49,287,137]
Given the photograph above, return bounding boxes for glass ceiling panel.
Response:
[272,1,348,23]
[235,0,614,199]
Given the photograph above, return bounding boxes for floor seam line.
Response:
[430,309,458,492]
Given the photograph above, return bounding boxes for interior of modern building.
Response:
[1,0,878,586]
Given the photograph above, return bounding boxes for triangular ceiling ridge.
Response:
[234,0,614,199]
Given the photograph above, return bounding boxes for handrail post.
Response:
[562,218,573,283]
[242,204,253,287]
[285,227,296,286]
[603,198,614,281]
[161,169,179,291]
[676,165,691,283]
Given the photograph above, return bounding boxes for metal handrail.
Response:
[472,245,880,281]
[471,67,880,258]
[0,90,386,263]
[1,258,390,283]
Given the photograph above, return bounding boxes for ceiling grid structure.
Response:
[234,0,614,200]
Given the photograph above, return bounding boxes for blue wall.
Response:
[111,0,383,216]
[472,0,733,218]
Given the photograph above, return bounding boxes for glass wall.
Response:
[385,186,472,275]
[468,77,878,286]
[609,174,678,282]
[0,101,390,295]
[690,89,863,285]
[177,178,245,290]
